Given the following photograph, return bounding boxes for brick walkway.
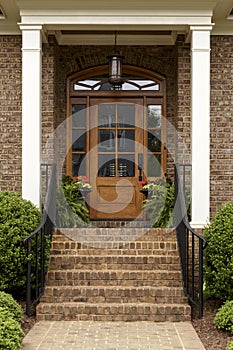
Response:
[21,321,205,350]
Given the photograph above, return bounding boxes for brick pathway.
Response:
[21,321,205,350]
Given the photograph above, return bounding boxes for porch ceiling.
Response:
[0,0,232,41]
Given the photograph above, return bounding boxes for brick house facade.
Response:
[0,0,232,225]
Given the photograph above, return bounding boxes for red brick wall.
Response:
[210,36,233,217]
[0,36,22,192]
[176,35,191,164]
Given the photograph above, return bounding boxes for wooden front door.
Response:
[66,65,167,220]
[89,98,144,219]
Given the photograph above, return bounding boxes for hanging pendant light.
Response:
[107,32,124,90]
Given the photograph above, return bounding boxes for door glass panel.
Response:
[118,155,135,177]
[147,154,161,177]
[72,154,86,176]
[72,130,86,152]
[98,130,116,152]
[147,105,162,128]
[98,155,116,177]
[118,130,135,152]
[148,130,161,152]
[118,104,135,127]
[72,105,86,128]
[98,104,116,127]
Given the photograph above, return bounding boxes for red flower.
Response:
[139,181,147,186]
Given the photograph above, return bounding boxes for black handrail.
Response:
[174,164,207,318]
[23,164,56,316]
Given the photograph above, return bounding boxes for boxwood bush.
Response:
[0,191,41,294]
[0,311,24,350]
[227,340,233,350]
[0,293,24,350]
[0,292,22,323]
[203,203,233,300]
[214,300,233,334]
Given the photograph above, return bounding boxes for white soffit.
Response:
[54,30,178,46]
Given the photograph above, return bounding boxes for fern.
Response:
[143,180,174,228]
[57,176,90,227]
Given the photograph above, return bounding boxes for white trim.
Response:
[20,15,213,26]
[21,26,42,208]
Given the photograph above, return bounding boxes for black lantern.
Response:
[107,33,124,90]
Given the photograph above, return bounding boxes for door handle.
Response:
[138,153,143,171]
[138,153,143,181]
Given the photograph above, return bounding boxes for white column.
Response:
[190,26,212,228]
[20,25,42,208]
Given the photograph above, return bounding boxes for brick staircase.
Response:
[37,227,191,321]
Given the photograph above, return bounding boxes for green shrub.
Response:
[226,340,233,350]
[0,312,24,350]
[214,300,233,334]
[142,179,174,228]
[57,176,90,227]
[203,203,233,300]
[0,292,22,323]
[0,191,41,293]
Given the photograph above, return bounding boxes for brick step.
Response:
[51,248,179,256]
[49,255,181,271]
[36,302,191,322]
[51,240,178,253]
[45,270,183,288]
[41,286,187,304]
[55,228,177,242]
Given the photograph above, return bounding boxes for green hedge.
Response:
[203,203,233,300]
[214,300,233,334]
[226,340,233,350]
[0,293,24,350]
[0,191,41,293]
[0,292,22,323]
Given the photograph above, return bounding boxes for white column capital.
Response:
[19,23,48,44]
[19,24,43,31]
[189,25,214,32]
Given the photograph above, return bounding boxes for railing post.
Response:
[199,240,204,318]
[26,238,32,317]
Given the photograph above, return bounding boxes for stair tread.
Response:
[47,268,180,273]
[50,254,178,257]
[44,285,184,289]
[38,301,188,307]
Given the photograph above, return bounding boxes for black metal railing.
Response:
[23,164,56,316]
[174,164,207,318]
